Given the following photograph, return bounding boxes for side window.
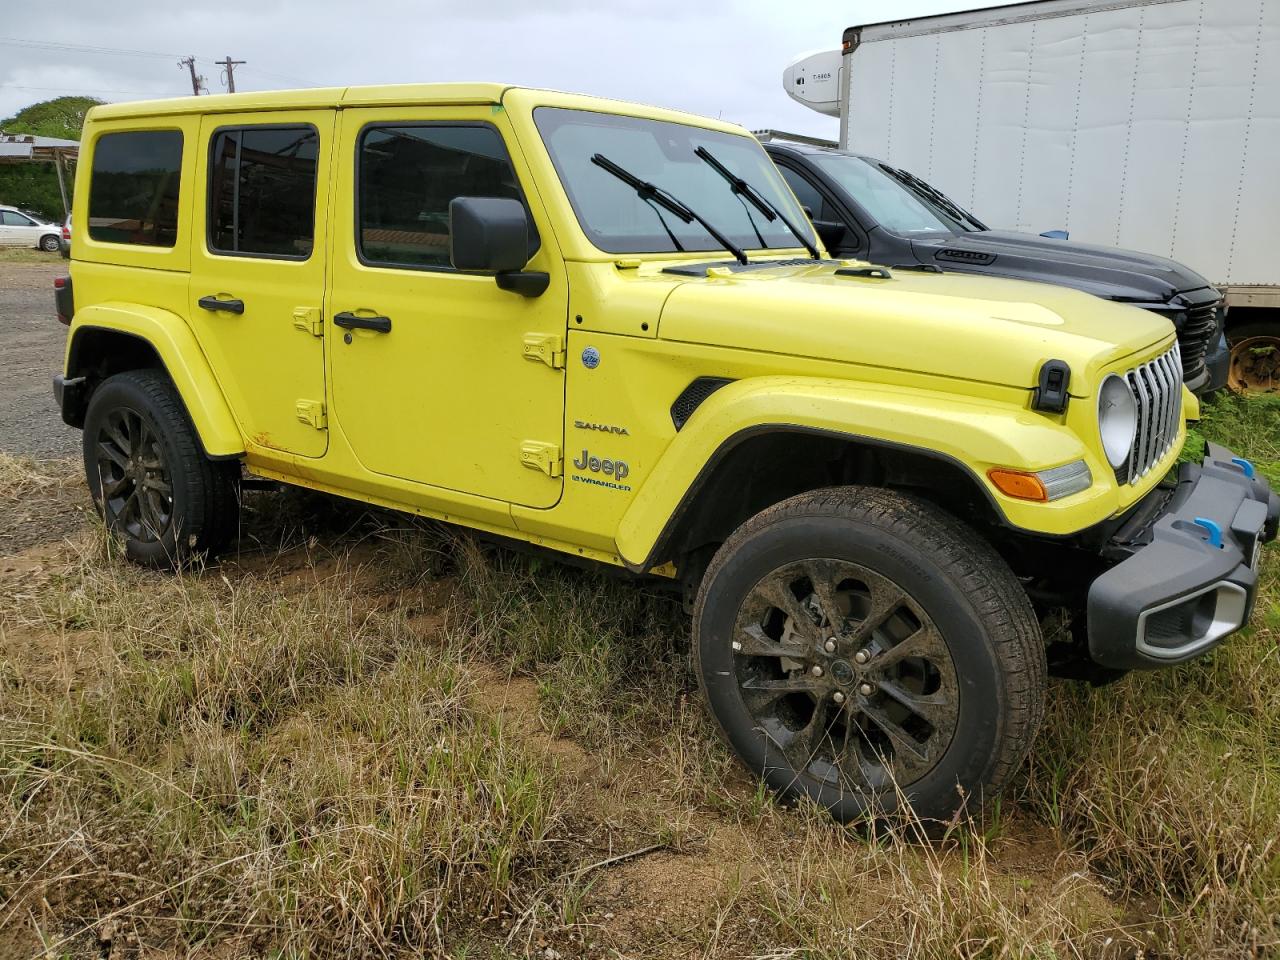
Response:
[208,125,318,258]
[357,124,534,270]
[779,165,825,219]
[88,130,183,246]
[2,211,32,226]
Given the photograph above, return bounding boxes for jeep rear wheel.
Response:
[693,487,1045,828]
[83,370,238,568]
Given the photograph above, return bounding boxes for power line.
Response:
[0,36,183,60]
[0,36,322,92]
[0,82,171,97]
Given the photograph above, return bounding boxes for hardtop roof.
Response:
[84,83,748,137]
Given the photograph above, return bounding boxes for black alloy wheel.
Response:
[731,558,960,794]
[694,486,1046,828]
[93,406,175,543]
[82,370,239,568]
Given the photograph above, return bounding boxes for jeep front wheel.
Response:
[83,370,237,568]
[693,487,1045,827]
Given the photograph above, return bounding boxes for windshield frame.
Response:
[533,106,817,258]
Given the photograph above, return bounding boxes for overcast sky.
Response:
[0,0,1023,136]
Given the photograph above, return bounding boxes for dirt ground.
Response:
[0,257,79,460]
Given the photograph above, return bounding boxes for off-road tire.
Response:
[692,486,1046,828]
[82,370,239,568]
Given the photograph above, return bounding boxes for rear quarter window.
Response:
[88,130,183,247]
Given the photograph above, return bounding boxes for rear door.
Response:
[188,111,334,458]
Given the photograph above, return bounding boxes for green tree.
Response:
[0,96,102,221]
[2,95,102,140]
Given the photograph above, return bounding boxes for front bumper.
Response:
[1088,442,1278,669]
[1202,324,1231,394]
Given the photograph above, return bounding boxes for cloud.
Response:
[0,1,1020,136]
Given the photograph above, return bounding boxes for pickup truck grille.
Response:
[1117,343,1183,486]
[1174,298,1219,385]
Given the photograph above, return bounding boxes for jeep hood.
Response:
[908,230,1214,304]
[656,261,1174,394]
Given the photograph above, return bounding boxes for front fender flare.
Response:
[66,303,244,458]
[616,376,1116,569]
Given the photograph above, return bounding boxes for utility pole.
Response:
[217,56,246,93]
[178,56,207,95]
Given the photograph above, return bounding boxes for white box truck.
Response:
[785,0,1279,391]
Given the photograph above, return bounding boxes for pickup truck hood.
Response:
[657,260,1173,393]
[908,230,1214,304]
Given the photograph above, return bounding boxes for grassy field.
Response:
[0,248,61,264]
[1,394,1277,958]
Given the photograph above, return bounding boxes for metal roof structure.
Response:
[0,131,79,217]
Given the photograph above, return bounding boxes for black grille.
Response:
[671,377,734,430]
[1172,299,1220,385]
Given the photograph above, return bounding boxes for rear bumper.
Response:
[1087,442,1278,669]
[53,373,87,428]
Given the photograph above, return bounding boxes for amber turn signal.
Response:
[987,468,1049,502]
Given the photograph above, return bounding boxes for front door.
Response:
[327,106,568,508]
[188,110,333,458]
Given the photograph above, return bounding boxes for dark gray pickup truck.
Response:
[761,133,1230,394]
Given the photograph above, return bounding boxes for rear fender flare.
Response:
[66,303,244,458]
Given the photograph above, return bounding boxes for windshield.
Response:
[535,107,816,256]
[809,153,977,235]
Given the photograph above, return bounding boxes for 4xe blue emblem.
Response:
[581,346,601,369]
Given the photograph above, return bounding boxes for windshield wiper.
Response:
[694,146,821,259]
[590,153,748,264]
[878,164,987,232]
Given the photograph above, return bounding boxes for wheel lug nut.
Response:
[858,682,874,696]
[810,665,824,678]
[823,638,837,653]
[832,691,845,704]
[854,649,870,665]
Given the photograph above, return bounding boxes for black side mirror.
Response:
[449,197,548,296]
[813,219,847,249]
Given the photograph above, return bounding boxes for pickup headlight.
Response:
[1098,374,1138,469]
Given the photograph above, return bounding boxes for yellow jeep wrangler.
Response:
[52,84,1277,825]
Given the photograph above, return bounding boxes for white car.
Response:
[0,205,62,251]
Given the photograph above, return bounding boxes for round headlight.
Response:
[1098,374,1137,469]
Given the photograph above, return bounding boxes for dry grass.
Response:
[1,396,1277,957]
[0,451,61,503]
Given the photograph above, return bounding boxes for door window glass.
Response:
[208,125,318,258]
[779,166,824,218]
[88,130,183,246]
[357,124,532,269]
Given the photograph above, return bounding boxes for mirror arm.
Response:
[495,270,550,297]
